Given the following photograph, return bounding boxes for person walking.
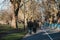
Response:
[33,20,39,33]
[27,20,33,34]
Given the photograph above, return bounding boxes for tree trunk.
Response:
[11,14,16,28]
[11,14,18,29]
[24,17,27,30]
[10,0,21,30]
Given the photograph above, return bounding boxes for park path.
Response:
[22,27,60,40]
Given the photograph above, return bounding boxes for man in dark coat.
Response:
[33,20,39,33]
[27,20,33,34]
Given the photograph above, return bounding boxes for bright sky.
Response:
[0,0,4,10]
[0,0,4,4]
[0,0,10,10]
[0,0,42,10]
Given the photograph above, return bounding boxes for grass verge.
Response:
[0,24,27,40]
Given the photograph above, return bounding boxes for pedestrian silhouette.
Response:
[27,20,33,34]
[33,20,39,33]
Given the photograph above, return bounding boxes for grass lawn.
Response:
[0,24,13,33]
[1,32,26,40]
[0,24,27,40]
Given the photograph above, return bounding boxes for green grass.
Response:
[0,23,24,33]
[1,32,26,40]
[18,23,24,29]
[0,24,27,40]
[0,24,13,33]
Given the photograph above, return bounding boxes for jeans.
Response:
[28,27,32,34]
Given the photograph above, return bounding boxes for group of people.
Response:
[27,20,39,34]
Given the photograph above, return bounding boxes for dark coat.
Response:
[27,21,33,29]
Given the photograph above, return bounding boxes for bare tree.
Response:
[10,0,23,30]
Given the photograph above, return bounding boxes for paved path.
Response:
[22,27,60,40]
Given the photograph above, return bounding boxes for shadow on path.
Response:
[22,31,60,40]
